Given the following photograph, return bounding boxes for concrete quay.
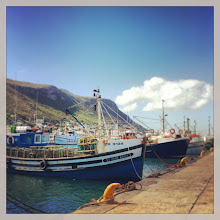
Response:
[73,151,214,214]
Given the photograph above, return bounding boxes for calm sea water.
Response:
[6,157,181,214]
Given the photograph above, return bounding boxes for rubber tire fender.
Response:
[40,160,47,170]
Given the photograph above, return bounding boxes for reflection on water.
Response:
[6,157,181,214]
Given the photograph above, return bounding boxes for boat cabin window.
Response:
[42,133,50,143]
[35,134,41,144]
[126,133,135,137]
[20,134,32,144]
[20,135,25,144]
[26,135,32,144]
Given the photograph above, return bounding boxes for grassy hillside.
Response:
[6,79,147,133]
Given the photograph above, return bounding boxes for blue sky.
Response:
[6,6,214,135]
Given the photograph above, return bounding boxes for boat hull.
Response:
[186,143,205,155]
[7,144,145,181]
[145,138,189,158]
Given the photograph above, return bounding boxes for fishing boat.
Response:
[186,134,205,155]
[6,89,146,180]
[134,100,190,158]
[121,129,189,158]
[183,119,205,155]
[203,117,214,150]
[145,134,190,158]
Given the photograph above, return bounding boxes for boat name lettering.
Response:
[105,142,124,146]
[103,153,133,162]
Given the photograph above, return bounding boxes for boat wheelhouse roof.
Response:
[7,131,49,135]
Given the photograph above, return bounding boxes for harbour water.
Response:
[7,157,182,214]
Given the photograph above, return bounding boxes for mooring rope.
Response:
[150,145,180,167]
[7,197,35,213]
[125,139,142,180]
[7,193,48,214]
[144,159,156,174]
[76,181,142,211]
[114,181,142,196]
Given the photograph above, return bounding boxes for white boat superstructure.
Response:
[55,130,78,145]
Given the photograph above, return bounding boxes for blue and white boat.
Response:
[7,126,50,148]
[7,89,146,180]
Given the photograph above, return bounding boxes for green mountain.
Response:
[6,78,146,133]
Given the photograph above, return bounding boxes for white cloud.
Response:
[115,77,213,112]
[119,103,137,112]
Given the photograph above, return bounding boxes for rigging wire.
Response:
[68,97,92,109]
[133,116,152,131]
[102,101,136,130]
[133,116,160,121]
[165,118,173,129]
[100,101,117,126]
[67,97,97,121]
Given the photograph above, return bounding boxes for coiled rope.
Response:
[114,181,142,195]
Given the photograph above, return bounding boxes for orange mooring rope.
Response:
[150,145,180,167]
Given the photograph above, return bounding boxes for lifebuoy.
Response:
[40,160,47,170]
[179,129,183,134]
[150,129,154,133]
[170,128,175,134]
[7,136,14,145]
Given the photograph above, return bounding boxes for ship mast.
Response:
[162,100,165,135]
[194,120,197,134]
[183,116,186,133]
[187,118,190,133]
[36,91,38,123]
[208,116,211,136]
[14,73,18,125]
[93,89,101,138]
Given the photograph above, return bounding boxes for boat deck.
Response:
[72,151,214,214]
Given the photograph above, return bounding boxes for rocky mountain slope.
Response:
[6,79,146,133]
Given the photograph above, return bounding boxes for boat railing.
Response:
[6,146,79,159]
